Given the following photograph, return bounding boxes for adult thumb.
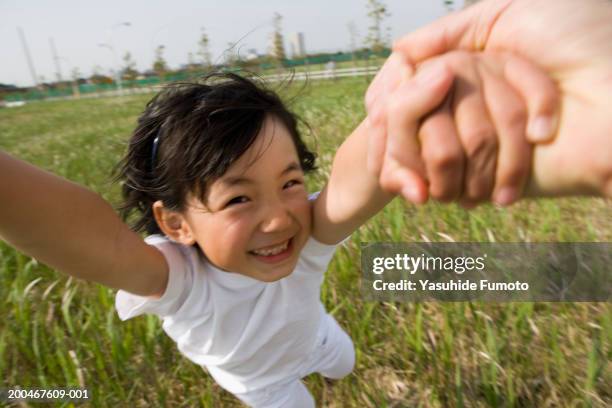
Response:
[393,0,514,63]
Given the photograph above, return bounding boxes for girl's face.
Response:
[181,116,312,282]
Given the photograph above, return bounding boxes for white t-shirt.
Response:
[115,233,338,394]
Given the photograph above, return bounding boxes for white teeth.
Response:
[252,240,289,256]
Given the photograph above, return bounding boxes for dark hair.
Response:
[113,72,317,235]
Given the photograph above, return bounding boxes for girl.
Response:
[0,56,555,406]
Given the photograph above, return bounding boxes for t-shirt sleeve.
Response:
[115,236,194,321]
[297,235,339,277]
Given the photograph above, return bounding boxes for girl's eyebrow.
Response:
[220,162,301,187]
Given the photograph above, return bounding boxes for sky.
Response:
[0,0,464,87]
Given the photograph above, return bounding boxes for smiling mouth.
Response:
[249,238,291,256]
[248,237,294,263]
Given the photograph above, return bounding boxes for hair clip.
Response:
[150,133,161,172]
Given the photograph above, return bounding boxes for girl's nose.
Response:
[259,202,293,233]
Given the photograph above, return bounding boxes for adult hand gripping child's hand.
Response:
[366,50,559,207]
[368,0,612,201]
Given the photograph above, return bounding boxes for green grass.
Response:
[0,77,610,407]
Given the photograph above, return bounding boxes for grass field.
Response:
[0,77,610,407]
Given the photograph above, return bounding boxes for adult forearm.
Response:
[0,151,166,295]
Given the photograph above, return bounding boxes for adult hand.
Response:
[371,0,612,199]
[373,50,557,207]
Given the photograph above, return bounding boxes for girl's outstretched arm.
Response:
[310,119,395,245]
[0,151,168,297]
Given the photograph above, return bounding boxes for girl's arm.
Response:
[0,151,168,297]
[310,119,395,245]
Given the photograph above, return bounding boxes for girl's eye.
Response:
[284,179,302,189]
[226,196,249,207]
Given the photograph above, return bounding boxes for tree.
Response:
[269,13,286,66]
[365,0,390,53]
[153,45,168,80]
[89,65,113,85]
[224,42,241,67]
[198,27,212,68]
[122,51,138,81]
[186,52,198,76]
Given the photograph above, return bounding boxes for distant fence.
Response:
[262,66,380,81]
[3,49,390,103]
[4,64,383,104]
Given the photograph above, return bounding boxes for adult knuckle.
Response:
[500,166,529,189]
[463,125,497,158]
[465,178,491,202]
[428,146,463,173]
[386,94,407,118]
[430,184,458,202]
[379,169,396,193]
[501,105,527,130]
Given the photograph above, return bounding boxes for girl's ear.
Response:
[152,200,196,245]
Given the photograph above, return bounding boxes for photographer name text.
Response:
[372,279,529,292]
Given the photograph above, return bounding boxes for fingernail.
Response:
[528,115,556,142]
[415,62,447,87]
[494,187,517,206]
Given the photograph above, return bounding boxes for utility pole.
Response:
[17,27,39,87]
[347,21,359,71]
[49,37,64,83]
